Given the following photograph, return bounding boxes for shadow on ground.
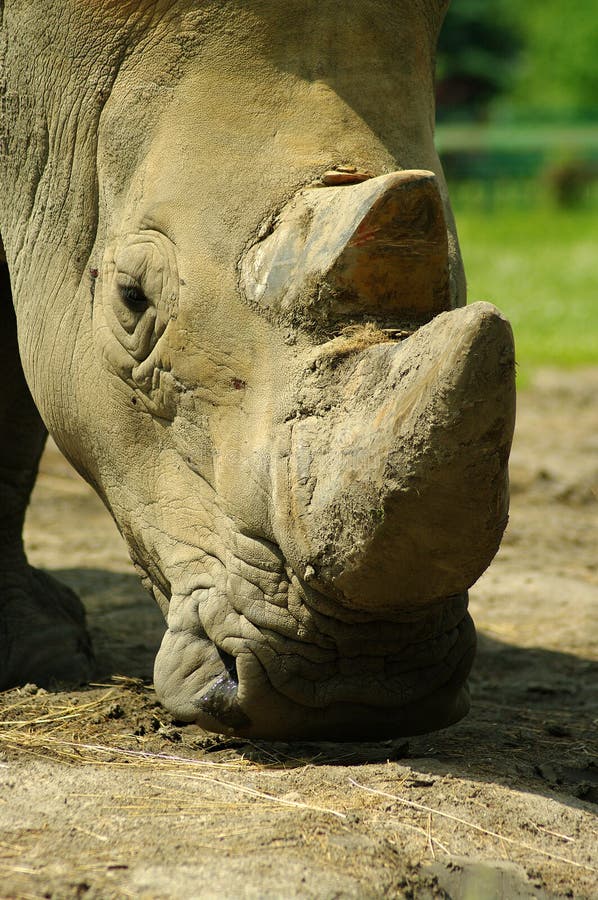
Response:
[46,565,598,820]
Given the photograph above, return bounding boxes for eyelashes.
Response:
[111,276,153,337]
[119,282,150,314]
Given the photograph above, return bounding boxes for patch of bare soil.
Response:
[1,369,596,900]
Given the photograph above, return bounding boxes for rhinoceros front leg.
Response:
[0,259,94,689]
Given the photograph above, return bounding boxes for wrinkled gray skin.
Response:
[0,0,515,739]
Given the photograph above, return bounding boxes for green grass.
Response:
[453,205,598,384]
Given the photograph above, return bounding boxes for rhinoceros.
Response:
[0,0,515,739]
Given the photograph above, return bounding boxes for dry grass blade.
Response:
[389,820,451,856]
[0,691,117,728]
[0,864,38,875]
[168,771,347,819]
[0,731,256,770]
[533,825,576,843]
[70,825,109,843]
[2,734,348,820]
[426,811,435,859]
[349,779,597,873]
[54,741,253,769]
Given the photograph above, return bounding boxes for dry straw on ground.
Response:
[2,682,595,879]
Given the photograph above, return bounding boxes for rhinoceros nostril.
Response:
[192,649,249,729]
[217,647,239,684]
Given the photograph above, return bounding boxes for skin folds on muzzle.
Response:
[151,299,513,739]
[0,0,515,740]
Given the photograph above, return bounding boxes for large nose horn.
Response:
[271,301,516,614]
[241,170,451,327]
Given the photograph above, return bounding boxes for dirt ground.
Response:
[1,368,596,900]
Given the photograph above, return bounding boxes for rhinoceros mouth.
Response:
[153,580,475,739]
[189,647,250,731]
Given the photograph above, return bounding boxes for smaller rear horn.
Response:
[241,170,450,329]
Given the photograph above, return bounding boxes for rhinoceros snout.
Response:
[153,583,476,740]
[154,174,513,741]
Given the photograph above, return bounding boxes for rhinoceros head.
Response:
[21,1,515,738]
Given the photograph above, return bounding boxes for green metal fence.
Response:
[435,123,598,210]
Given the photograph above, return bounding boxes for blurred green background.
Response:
[435,0,598,384]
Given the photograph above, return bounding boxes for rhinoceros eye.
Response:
[119,282,149,314]
[97,231,179,374]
